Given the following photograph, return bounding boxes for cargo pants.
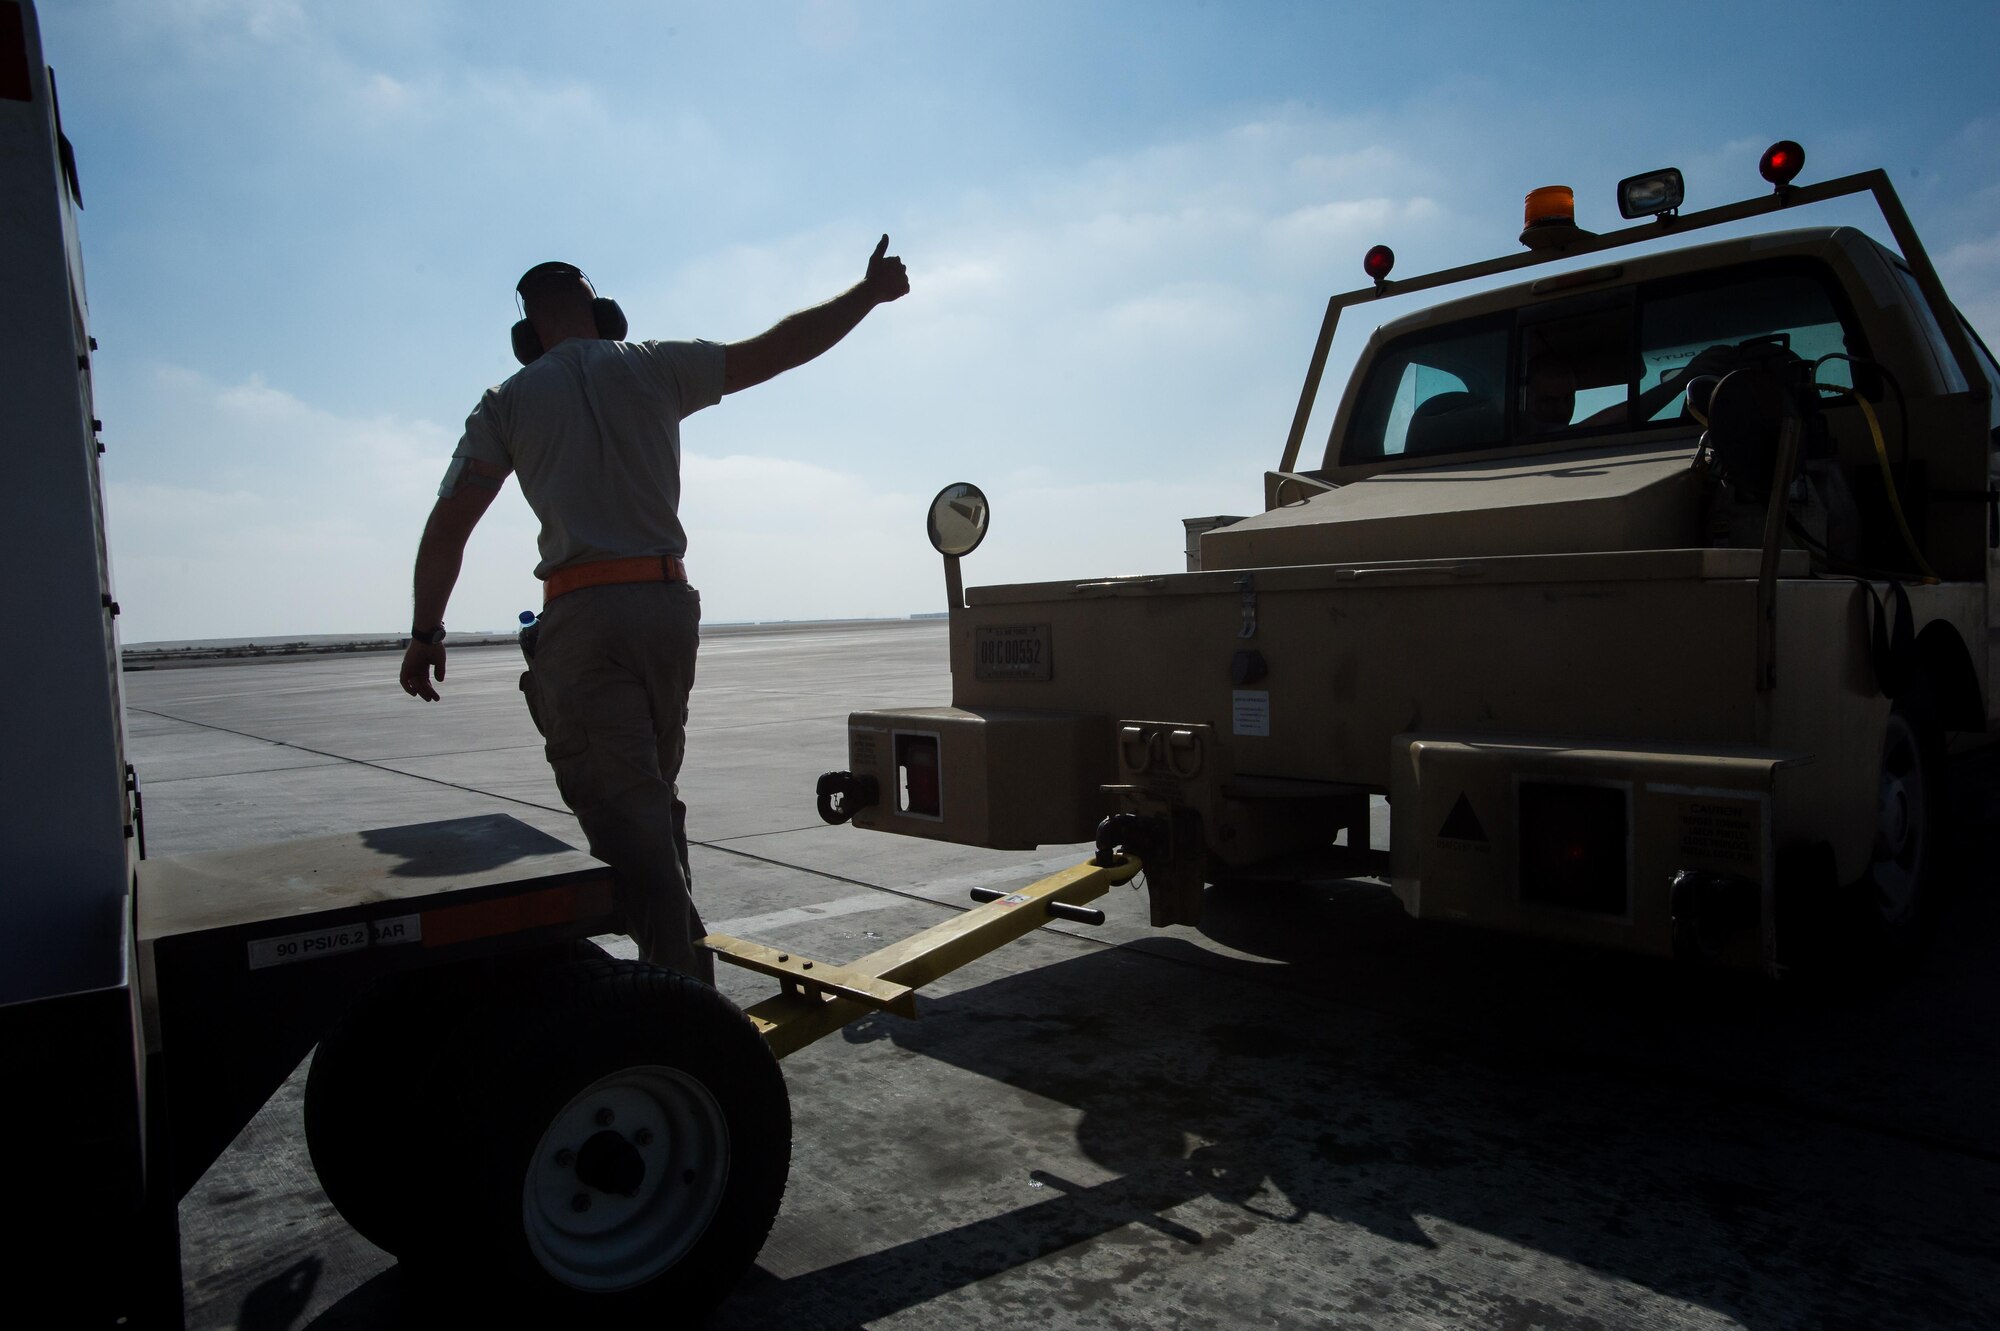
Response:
[519,580,714,983]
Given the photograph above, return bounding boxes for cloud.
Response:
[1939,233,2000,346]
[103,366,538,642]
[1940,232,2000,279]
[139,0,308,43]
[82,26,1678,641]
[109,481,397,639]
[675,453,931,621]
[656,109,1462,488]
[101,357,1262,642]
[797,0,863,54]
[94,102,1467,638]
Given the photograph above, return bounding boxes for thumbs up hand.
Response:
[864,234,910,304]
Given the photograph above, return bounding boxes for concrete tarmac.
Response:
[125,620,2000,1330]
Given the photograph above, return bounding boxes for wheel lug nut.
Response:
[634,1128,654,1146]
[571,1193,591,1212]
[595,1107,615,1127]
[554,1148,576,1168]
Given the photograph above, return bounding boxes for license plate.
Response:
[974,623,1053,681]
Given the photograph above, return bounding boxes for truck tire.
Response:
[447,952,791,1320]
[304,942,611,1259]
[1853,692,1948,966]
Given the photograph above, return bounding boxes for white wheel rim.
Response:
[522,1065,730,1292]
[1871,718,1927,926]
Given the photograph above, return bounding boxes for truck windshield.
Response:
[1341,259,1862,465]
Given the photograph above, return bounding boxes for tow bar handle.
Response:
[969,886,1106,926]
[740,853,1140,1059]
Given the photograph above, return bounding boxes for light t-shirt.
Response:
[451,338,725,579]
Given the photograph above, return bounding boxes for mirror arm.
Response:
[943,554,964,611]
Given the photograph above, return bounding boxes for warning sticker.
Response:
[1670,795,1761,869]
[1435,792,1491,852]
[1232,690,1271,737]
[247,923,370,970]
[246,914,423,970]
[369,913,422,947]
[1437,793,1487,844]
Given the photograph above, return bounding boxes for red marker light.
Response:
[1363,245,1395,282]
[1759,140,1805,187]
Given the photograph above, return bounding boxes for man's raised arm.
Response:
[722,235,910,395]
[398,458,510,701]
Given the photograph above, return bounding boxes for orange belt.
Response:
[542,554,688,606]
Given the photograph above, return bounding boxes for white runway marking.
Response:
[708,891,900,936]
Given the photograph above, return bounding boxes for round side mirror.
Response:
[926,482,990,557]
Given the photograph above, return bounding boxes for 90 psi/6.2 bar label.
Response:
[246,914,422,970]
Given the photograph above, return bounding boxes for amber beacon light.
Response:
[1518,184,1583,251]
[1522,185,1575,228]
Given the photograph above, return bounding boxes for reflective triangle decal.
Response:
[1439,793,1487,843]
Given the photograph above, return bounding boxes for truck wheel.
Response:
[455,955,790,1318]
[1855,694,1947,962]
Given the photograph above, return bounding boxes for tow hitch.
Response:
[814,770,878,825]
[705,821,1145,1059]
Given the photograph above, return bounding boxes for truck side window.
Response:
[1346,320,1508,462]
[1893,267,1970,395]
[1958,317,2000,434]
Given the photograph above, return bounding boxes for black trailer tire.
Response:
[304,967,458,1257]
[449,955,791,1320]
[304,942,611,1259]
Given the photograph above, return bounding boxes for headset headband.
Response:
[516,261,593,307]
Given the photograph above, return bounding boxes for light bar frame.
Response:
[1278,168,1988,473]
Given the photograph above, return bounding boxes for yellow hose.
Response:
[1816,383,1938,584]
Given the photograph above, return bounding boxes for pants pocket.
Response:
[519,669,549,738]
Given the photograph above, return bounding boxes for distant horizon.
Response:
[121,613,950,653]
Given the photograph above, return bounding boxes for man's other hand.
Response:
[400,640,446,701]
[864,235,909,304]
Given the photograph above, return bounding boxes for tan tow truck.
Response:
[819,143,2000,976]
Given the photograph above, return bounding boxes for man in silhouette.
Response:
[399,237,910,979]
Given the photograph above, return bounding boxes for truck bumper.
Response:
[1390,734,1812,973]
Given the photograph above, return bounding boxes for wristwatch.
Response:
[411,624,447,645]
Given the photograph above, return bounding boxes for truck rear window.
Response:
[1352,317,1509,460]
[1341,259,1863,465]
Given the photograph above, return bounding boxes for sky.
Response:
[39,0,2000,643]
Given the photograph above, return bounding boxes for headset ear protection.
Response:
[511,261,629,366]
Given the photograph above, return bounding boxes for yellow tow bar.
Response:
[702,852,1143,1060]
